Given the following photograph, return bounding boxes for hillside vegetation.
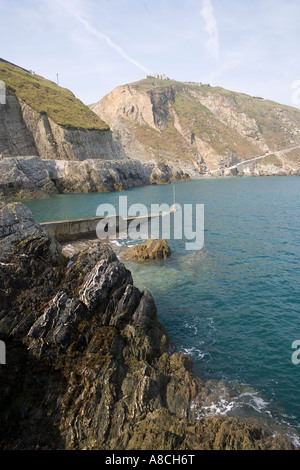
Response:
[137,78,300,155]
[0,60,109,130]
[92,77,300,172]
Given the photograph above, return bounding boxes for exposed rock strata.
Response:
[148,161,190,184]
[0,202,297,450]
[44,158,150,193]
[0,91,191,197]
[44,159,190,193]
[0,156,190,200]
[0,95,120,161]
[0,156,58,199]
[91,79,300,176]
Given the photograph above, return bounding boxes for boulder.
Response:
[120,238,171,261]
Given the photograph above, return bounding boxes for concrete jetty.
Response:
[40,215,139,243]
[40,205,177,243]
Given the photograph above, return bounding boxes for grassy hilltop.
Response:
[0,59,109,131]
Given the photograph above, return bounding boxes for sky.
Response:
[0,0,300,108]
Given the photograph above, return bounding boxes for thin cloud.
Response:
[52,0,151,75]
[201,0,220,60]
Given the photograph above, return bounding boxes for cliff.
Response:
[0,59,119,161]
[0,202,297,450]
[91,78,300,176]
[0,61,189,199]
[0,156,189,200]
[0,156,58,199]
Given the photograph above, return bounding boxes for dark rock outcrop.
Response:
[149,161,190,185]
[0,156,190,200]
[43,158,150,193]
[0,202,297,450]
[0,156,58,199]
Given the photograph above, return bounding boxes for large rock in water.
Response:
[120,239,171,261]
[0,202,298,450]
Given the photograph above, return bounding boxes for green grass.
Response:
[0,61,109,131]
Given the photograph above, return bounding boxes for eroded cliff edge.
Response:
[91,78,300,176]
[0,202,297,450]
[0,96,118,162]
[0,60,190,200]
[0,156,189,200]
[0,97,189,200]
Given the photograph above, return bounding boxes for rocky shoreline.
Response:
[0,201,298,450]
[1,153,299,202]
[0,156,190,200]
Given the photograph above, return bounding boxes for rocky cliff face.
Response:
[19,98,120,162]
[0,95,120,162]
[91,79,300,175]
[0,88,189,199]
[0,156,188,200]
[0,202,297,450]
[0,96,38,158]
[0,156,58,199]
[44,158,150,193]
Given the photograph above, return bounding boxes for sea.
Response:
[23,176,300,444]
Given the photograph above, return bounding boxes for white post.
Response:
[0,80,6,105]
[0,340,6,365]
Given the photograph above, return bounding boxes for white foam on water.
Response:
[190,395,238,420]
[191,386,274,421]
[201,398,237,417]
[111,240,122,246]
[180,346,206,360]
[289,433,300,448]
[184,322,199,335]
[239,391,271,415]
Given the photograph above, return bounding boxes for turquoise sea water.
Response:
[24,176,300,441]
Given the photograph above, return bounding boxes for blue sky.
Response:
[1,0,300,108]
